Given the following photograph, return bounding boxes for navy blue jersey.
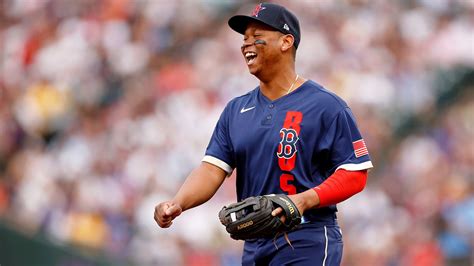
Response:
[203,80,373,216]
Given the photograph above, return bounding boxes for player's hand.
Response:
[154,201,182,228]
[271,190,317,222]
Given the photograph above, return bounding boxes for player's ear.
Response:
[280,34,294,52]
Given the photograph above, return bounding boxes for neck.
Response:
[258,69,301,101]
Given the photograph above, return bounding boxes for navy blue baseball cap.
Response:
[228,3,301,49]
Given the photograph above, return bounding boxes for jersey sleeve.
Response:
[323,107,373,173]
[202,104,235,175]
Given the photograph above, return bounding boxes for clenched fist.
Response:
[154,201,182,228]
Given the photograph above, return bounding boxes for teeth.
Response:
[245,52,257,59]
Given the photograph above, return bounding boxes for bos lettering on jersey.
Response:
[203,80,373,203]
[277,111,302,194]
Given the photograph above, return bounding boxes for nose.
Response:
[241,37,255,51]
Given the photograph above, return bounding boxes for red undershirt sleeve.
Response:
[313,169,368,207]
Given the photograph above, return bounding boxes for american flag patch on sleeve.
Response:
[353,139,369,158]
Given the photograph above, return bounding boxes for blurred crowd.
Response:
[0,0,473,265]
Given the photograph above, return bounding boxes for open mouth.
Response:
[245,52,257,65]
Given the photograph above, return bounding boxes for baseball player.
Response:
[154,3,373,265]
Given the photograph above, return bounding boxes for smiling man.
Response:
[154,3,373,265]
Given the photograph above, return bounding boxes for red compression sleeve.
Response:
[313,169,368,207]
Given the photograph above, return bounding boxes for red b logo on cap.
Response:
[251,3,266,17]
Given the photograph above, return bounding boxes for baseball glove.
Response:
[218,194,301,240]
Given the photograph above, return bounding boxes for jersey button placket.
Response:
[261,104,276,125]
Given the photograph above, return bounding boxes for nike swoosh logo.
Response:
[240,106,256,113]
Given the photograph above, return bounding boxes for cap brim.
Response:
[228,15,279,35]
